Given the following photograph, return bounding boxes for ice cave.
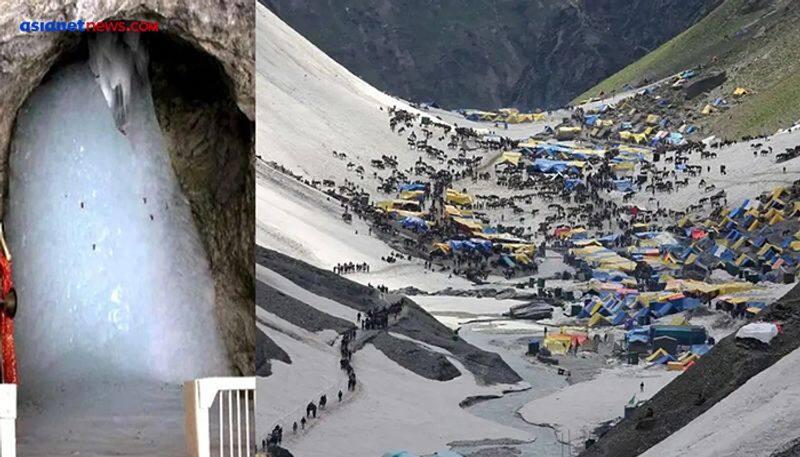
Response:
[0,30,254,455]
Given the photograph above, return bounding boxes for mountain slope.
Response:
[255,247,529,456]
[263,0,718,109]
[575,0,800,139]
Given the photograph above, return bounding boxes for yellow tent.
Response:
[732,87,750,97]
[445,205,463,217]
[495,151,522,167]
[430,243,451,255]
[513,253,531,265]
[670,315,688,326]
[445,189,473,206]
[377,199,421,212]
[543,334,572,354]
[646,114,660,125]
[400,190,425,200]
[701,104,717,115]
[588,313,610,327]
[518,139,541,149]
[451,217,483,232]
[770,186,787,200]
[556,126,582,139]
[646,348,670,363]
[501,243,536,255]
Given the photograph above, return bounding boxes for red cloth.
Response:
[1,255,17,384]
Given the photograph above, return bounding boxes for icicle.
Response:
[88,33,149,133]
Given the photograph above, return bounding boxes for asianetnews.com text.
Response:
[19,20,160,33]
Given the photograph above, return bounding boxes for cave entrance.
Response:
[3,30,249,455]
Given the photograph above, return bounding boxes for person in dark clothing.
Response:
[640,381,644,392]
[338,390,343,402]
[293,421,298,434]
[300,417,306,429]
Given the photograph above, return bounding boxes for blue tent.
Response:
[610,312,628,326]
[529,159,581,174]
[448,240,476,252]
[649,354,676,365]
[499,254,516,268]
[652,301,674,317]
[565,178,584,191]
[627,329,650,344]
[398,183,426,192]
[668,132,684,145]
[598,233,620,244]
[672,297,701,311]
[690,344,711,356]
[613,179,635,193]
[469,238,493,252]
[401,216,429,232]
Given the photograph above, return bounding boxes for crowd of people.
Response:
[333,261,370,275]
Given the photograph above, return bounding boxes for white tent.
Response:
[735,323,780,344]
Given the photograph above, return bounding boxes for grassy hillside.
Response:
[573,0,800,139]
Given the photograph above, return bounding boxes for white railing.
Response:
[0,384,16,457]
[184,377,256,457]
